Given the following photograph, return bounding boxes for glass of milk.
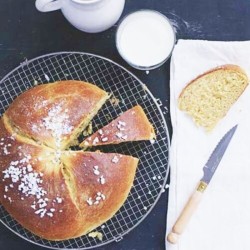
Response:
[116,10,176,70]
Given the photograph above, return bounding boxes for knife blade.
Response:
[167,125,238,244]
[201,125,238,185]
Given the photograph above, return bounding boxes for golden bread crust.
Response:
[61,151,138,237]
[5,80,109,149]
[0,119,82,240]
[80,105,155,147]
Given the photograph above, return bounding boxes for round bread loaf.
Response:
[0,81,139,240]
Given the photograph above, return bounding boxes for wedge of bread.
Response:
[178,64,249,130]
[80,105,155,148]
[4,80,109,149]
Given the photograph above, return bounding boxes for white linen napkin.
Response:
[166,39,250,250]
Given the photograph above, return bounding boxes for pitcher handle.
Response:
[35,0,62,12]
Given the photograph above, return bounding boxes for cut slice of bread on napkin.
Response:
[178,64,249,130]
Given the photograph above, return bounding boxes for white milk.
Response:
[116,10,175,69]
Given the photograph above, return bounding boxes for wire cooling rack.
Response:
[0,52,170,249]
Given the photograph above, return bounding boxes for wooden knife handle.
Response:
[167,181,207,244]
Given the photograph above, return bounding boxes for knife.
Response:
[167,125,238,244]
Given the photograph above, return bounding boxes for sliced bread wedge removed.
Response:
[80,105,155,148]
[178,64,249,131]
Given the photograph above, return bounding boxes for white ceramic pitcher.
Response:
[35,0,125,33]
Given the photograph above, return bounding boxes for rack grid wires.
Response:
[0,52,170,249]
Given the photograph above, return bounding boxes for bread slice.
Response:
[4,80,109,149]
[0,118,82,241]
[80,105,156,148]
[60,151,139,239]
[178,65,249,130]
